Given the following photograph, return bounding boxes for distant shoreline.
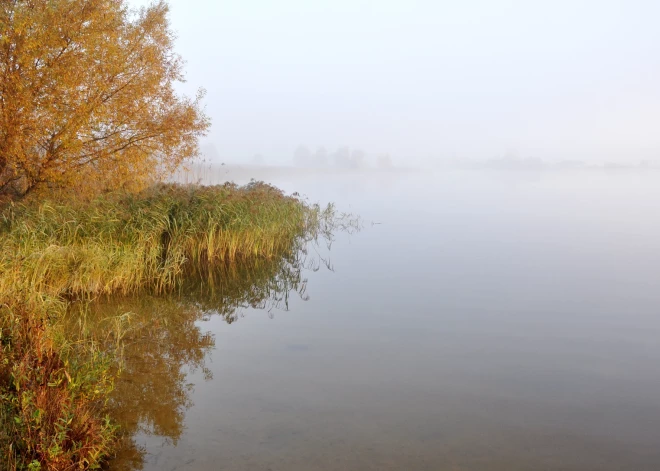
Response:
[171,162,660,186]
[171,163,421,185]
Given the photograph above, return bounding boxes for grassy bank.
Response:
[0,181,326,302]
[1,303,116,471]
[0,181,331,470]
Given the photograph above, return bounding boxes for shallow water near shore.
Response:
[107,168,660,471]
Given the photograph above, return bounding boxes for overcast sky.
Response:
[132,0,660,165]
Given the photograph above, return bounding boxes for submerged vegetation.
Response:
[0,181,340,470]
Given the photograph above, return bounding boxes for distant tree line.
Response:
[292,145,392,169]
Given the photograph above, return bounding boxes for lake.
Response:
[106,168,660,471]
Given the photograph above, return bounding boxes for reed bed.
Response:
[0,181,326,303]
[0,181,333,470]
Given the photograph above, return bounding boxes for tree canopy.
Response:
[0,0,209,197]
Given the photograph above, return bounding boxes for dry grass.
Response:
[0,181,329,302]
[0,181,334,470]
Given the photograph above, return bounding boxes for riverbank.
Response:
[0,182,330,470]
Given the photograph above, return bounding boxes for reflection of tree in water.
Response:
[89,294,213,471]
[70,244,328,470]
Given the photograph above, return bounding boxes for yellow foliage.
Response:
[0,0,210,197]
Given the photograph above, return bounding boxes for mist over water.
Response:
[1,0,659,469]
[108,168,660,471]
[117,1,660,468]
[125,0,660,166]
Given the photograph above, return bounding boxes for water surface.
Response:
[107,169,660,471]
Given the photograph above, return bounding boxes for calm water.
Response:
[106,169,660,471]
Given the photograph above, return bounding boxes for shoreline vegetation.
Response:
[0,1,354,469]
[0,181,337,470]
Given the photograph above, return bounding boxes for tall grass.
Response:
[0,181,335,470]
[0,181,328,303]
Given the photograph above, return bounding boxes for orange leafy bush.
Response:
[0,0,209,198]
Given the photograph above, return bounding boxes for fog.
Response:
[131,0,660,167]
[120,162,660,471]
[104,4,660,470]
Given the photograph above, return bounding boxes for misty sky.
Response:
[132,0,660,165]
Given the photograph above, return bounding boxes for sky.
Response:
[132,0,660,165]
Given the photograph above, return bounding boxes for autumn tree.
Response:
[293,145,311,167]
[0,0,209,197]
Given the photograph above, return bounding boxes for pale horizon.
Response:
[132,0,660,166]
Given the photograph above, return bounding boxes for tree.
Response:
[376,153,392,169]
[313,146,327,167]
[332,146,350,168]
[293,145,311,167]
[350,148,366,168]
[0,0,209,197]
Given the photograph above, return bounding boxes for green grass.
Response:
[0,181,330,302]
[0,181,336,470]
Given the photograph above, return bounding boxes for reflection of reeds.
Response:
[64,217,341,469]
[63,247,323,469]
[0,181,345,470]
